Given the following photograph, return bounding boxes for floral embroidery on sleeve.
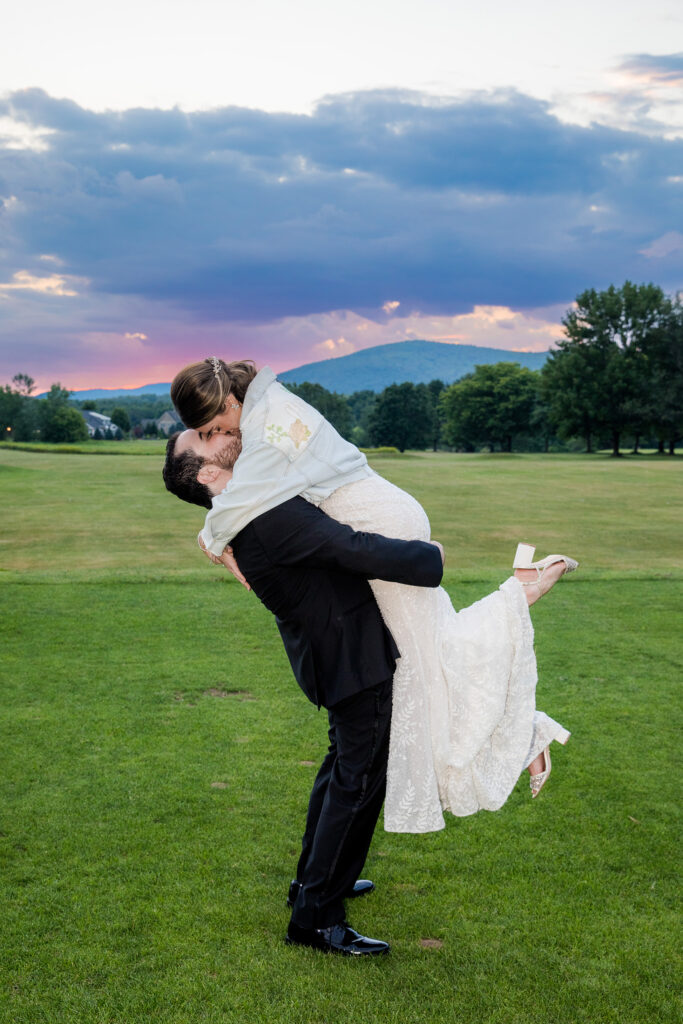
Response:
[288,418,311,448]
[266,418,312,449]
[265,423,288,445]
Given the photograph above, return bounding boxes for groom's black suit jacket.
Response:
[230,497,443,709]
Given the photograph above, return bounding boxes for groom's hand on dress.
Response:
[431,540,445,565]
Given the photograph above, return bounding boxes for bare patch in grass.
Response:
[299,760,316,766]
[420,938,443,949]
[204,688,257,701]
[210,781,228,789]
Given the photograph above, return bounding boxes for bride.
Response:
[169,357,577,833]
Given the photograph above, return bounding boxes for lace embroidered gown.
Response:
[321,473,569,833]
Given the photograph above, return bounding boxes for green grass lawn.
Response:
[1,449,681,1023]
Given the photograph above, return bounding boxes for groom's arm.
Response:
[251,497,444,588]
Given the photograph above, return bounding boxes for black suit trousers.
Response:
[290,677,393,930]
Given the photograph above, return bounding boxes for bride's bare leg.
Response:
[516,559,575,778]
[527,749,547,775]
[514,561,566,606]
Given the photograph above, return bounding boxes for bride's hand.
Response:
[219,546,251,590]
[197,533,251,590]
[431,540,445,565]
[197,532,224,565]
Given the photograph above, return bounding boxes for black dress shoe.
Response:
[286,920,390,956]
[286,878,375,907]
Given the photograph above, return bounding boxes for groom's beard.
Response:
[212,431,243,470]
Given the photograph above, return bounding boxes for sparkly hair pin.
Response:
[210,356,221,379]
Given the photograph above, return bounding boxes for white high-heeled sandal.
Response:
[513,543,579,594]
[530,746,552,797]
[529,729,571,797]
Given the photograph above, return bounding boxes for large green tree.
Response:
[441,363,538,452]
[545,281,674,456]
[42,406,89,443]
[368,382,436,452]
[39,384,87,443]
[540,344,604,453]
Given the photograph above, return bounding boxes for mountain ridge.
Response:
[279,340,548,392]
[54,340,549,399]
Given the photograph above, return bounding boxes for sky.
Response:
[0,1,682,391]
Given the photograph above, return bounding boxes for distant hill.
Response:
[279,340,549,392]
[42,382,173,400]
[56,340,549,400]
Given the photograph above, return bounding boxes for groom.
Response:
[163,429,444,955]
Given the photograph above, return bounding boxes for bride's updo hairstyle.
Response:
[171,358,258,429]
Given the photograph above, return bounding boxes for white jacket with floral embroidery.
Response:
[199,366,372,555]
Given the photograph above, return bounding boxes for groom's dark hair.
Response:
[162,432,213,509]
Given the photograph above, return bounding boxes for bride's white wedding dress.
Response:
[322,472,569,833]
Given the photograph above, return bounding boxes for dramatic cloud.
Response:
[577,51,683,136]
[618,53,683,86]
[0,81,681,388]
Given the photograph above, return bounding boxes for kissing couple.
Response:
[163,357,577,956]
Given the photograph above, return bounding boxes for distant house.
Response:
[156,410,183,435]
[80,410,119,437]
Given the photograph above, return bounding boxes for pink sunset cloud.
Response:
[14,303,565,394]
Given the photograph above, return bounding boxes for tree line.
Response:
[0,379,92,443]
[2,283,681,454]
[0,383,173,442]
